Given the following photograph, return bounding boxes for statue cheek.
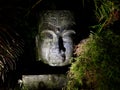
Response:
[64,42,73,59]
[40,42,51,62]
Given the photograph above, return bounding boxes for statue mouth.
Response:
[50,54,65,61]
[47,54,69,66]
[61,54,66,62]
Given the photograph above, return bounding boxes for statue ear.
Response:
[35,35,39,49]
[35,35,41,61]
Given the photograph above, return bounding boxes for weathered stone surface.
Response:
[36,10,75,66]
[21,74,67,90]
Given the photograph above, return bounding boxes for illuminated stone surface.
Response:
[21,74,67,89]
[36,10,75,66]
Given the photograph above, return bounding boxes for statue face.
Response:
[36,10,75,66]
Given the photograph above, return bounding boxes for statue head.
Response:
[36,10,75,66]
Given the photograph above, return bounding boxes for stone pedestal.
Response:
[20,74,67,90]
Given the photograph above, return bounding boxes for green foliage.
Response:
[91,0,119,33]
[66,30,120,90]
[66,0,120,89]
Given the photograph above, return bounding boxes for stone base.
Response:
[20,74,67,90]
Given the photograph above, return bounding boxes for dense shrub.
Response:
[66,30,120,90]
[65,0,120,89]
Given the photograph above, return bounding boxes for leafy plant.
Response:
[92,0,120,33]
[66,30,120,90]
[66,0,120,90]
[0,25,24,84]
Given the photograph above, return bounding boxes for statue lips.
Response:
[61,54,66,62]
[60,50,66,62]
[49,53,66,63]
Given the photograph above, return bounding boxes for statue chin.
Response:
[41,57,71,66]
[48,61,70,66]
[42,59,71,66]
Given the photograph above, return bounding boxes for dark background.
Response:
[0,0,95,75]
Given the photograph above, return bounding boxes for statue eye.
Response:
[41,30,57,40]
[45,33,53,39]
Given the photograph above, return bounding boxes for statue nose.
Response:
[58,36,66,53]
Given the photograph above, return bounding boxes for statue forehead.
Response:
[40,10,75,28]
